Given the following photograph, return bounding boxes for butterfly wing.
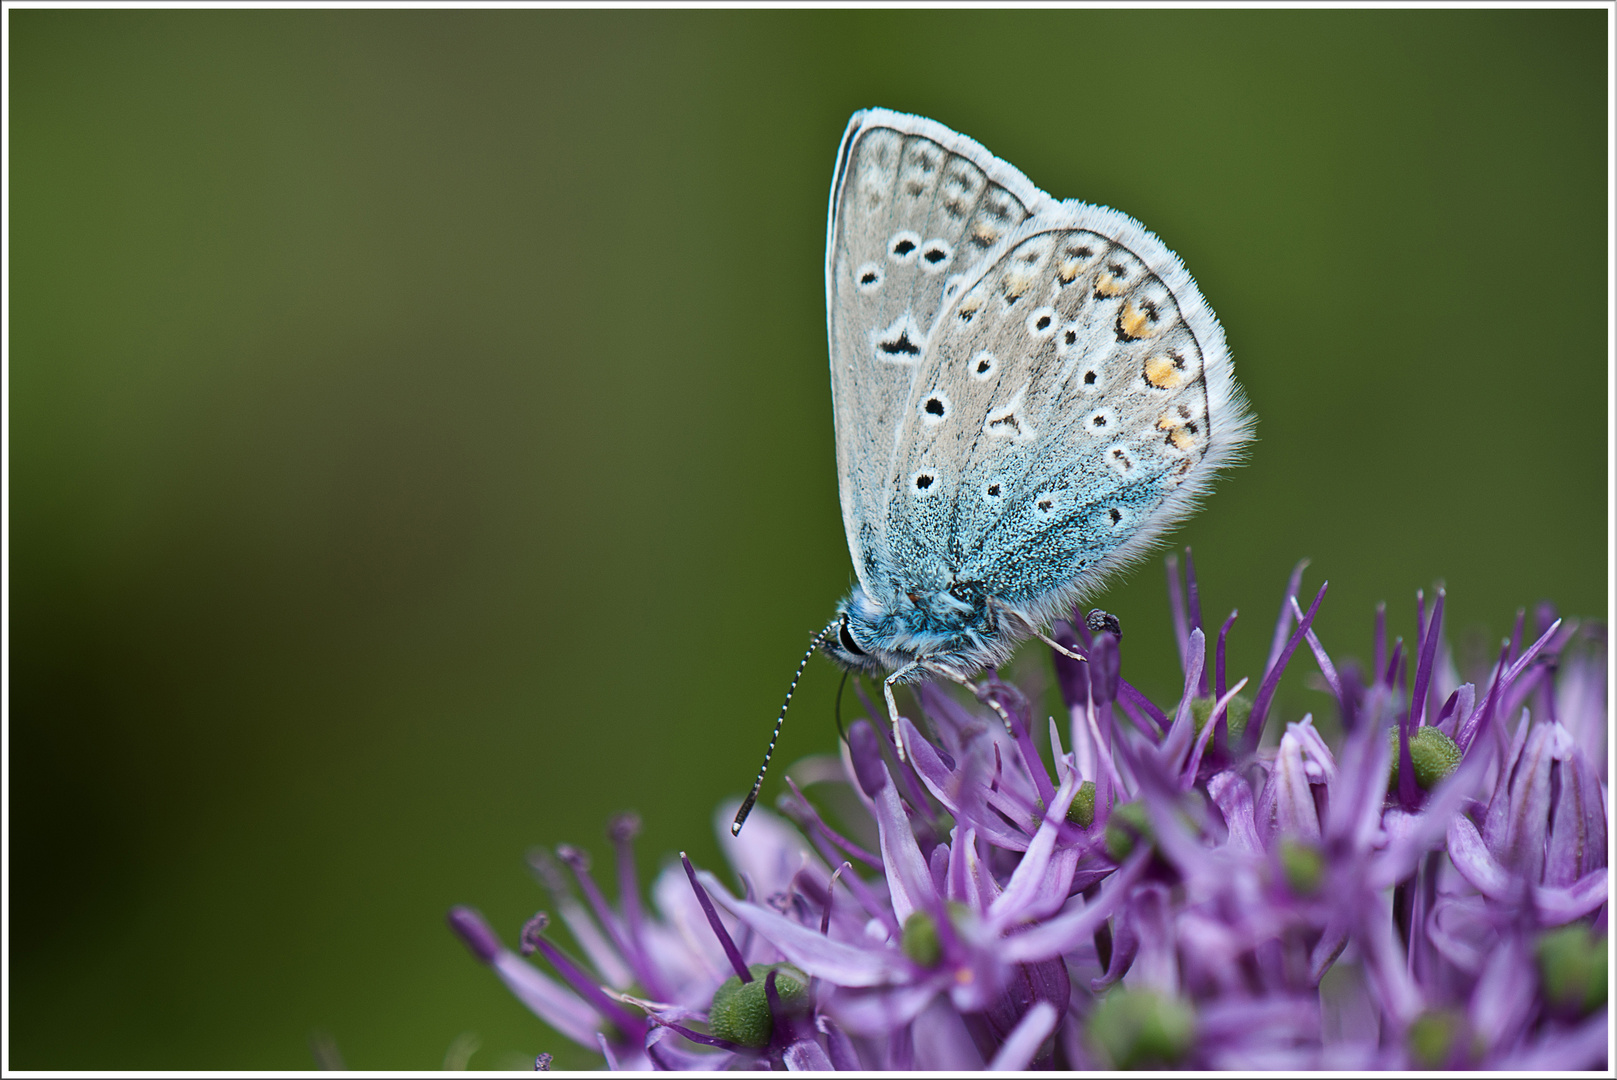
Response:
[884,201,1254,625]
[825,109,1053,597]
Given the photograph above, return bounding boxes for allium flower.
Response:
[450,554,1609,1070]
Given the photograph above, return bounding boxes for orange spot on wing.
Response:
[1118,300,1157,340]
[1144,355,1186,388]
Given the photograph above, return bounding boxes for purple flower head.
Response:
[452,553,1608,1070]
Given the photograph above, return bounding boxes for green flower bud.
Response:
[1189,693,1252,745]
[902,910,942,967]
[1536,924,1608,1015]
[1087,988,1195,1069]
[1386,726,1462,793]
[1066,780,1098,829]
[1104,802,1153,862]
[707,964,809,1048]
[1279,838,1324,895]
[1406,1008,1465,1068]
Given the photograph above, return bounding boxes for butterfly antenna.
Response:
[732,622,835,837]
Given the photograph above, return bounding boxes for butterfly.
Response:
[733,109,1252,835]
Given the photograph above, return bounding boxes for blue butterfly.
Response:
[733,109,1252,834]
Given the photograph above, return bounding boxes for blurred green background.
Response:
[7,8,1607,1070]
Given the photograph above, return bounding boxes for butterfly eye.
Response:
[837,614,867,657]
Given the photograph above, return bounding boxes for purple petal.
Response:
[1500,617,1564,693]
[1090,897,1140,993]
[1371,738,1492,887]
[902,717,1029,852]
[947,825,996,911]
[872,761,938,924]
[1467,934,1535,1056]
[1544,744,1606,886]
[846,719,890,798]
[448,906,502,963]
[1555,646,1607,761]
[1273,727,1321,841]
[912,996,987,1069]
[1494,1010,1608,1070]
[1458,639,1511,753]
[987,1000,1057,1071]
[1265,559,1311,675]
[988,773,1079,930]
[1447,813,1521,902]
[703,874,904,987]
[1409,590,1444,728]
[1534,867,1609,925]
[1208,771,1263,855]
[1126,883,1178,993]
[1161,628,1207,768]
[1483,708,1533,846]
[1424,895,1494,975]
[1002,849,1148,963]
[1246,581,1329,754]
[1493,721,1567,878]
[815,1016,862,1070]
[1290,593,1344,704]
[1307,914,1350,984]
[1197,996,1320,1048]
[1324,696,1392,852]
[826,983,942,1036]
[1117,679,1169,733]
[783,1037,834,1071]
[491,951,605,1048]
[1215,609,1238,699]
[717,802,828,901]
[1183,677,1251,786]
[680,853,751,982]
[644,1025,732,1070]
[1355,889,1424,1024]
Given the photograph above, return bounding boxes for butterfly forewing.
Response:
[826,111,1048,595]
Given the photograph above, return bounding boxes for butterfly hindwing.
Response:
[884,202,1250,618]
[825,110,1051,596]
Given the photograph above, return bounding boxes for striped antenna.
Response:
[732,622,835,836]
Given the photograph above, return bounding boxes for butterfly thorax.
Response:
[820,580,1028,683]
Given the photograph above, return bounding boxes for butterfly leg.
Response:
[882,663,923,762]
[940,671,1016,735]
[1033,628,1086,662]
